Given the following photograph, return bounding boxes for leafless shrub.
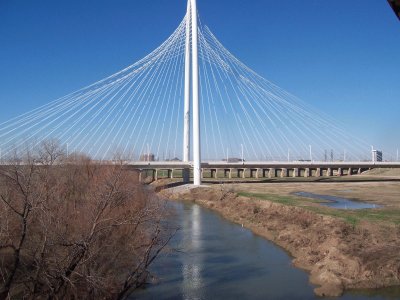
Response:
[0,142,174,299]
[296,212,313,229]
[253,206,261,214]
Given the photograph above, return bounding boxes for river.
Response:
[132,201,399,300]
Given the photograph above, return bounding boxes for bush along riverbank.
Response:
[162,184,400,297]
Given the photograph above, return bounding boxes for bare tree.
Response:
[0,142,174,299]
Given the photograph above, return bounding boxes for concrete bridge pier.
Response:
[210,168,218,179]
[138,170,143,183]
[327,168,333,177]
[348,168,353,176]
[237,168,247,179]
[145,169,155,181]
[183,168,190,183]
[337,168,343,176]
[250,168,259,178]
[223,168,232,179]
[293,168,299,178]
[316,168,322,177]
[305,168,310,178]
[280,168,288,178]
[262,169,268,178]
[268,168,275,178]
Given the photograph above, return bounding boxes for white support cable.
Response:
[0,20,185,132]
[199,23,232,160]
[198,30,231,160]
[202,27,370,161]
[160,35,185,160]
[148,30,186,160]
[131,23,186,160]
[200,32,263,159]
[0,8,376,164]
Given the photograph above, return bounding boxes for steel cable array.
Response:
[0,12,374,162]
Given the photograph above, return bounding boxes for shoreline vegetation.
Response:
[1,140,398,299]
[0,141,175,300]
[160,171,400,297]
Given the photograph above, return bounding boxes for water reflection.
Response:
[132,201,398,300]
[182,204,204,299]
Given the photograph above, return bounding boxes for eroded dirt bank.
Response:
[161,183,400,297]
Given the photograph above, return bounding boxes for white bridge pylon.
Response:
[185,0,202,186]
[0,1,380,182]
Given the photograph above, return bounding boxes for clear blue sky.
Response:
[0,0,399,152]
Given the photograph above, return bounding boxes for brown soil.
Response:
[161,181,400,297]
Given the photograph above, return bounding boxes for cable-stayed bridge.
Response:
[0,0,399,185]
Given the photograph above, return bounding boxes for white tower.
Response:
[183,0,191,163]
[184,0,201,186]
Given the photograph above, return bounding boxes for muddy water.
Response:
[294,192,380,209]
[132,202,398,300]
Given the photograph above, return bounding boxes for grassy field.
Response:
[238,190,400,226]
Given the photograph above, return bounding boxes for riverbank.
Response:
[160,179,400,297]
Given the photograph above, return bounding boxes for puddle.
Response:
[294,192,380,210]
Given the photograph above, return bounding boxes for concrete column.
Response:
[183,168,190,183]
[250,169,255,178]
[348,168,352,176]
[327,168,333,176]
[170,169,174,179]
[280,168,287,178]
[357,168,362,175]
[293,168,299,178]
[250,168,260,178]
[139,170,143,183]
[210,169,218,179]
[337,168,343,176]
[262,169,268,178]
[236,169,246,178]
[316,168,322,177]
[229,168,233,179]
[155,169,158,181]
[256,168,261,179]
[224,169,230,178]
[305,168,310,178]
[152,170,156,181]
[268,168,275,178]
[201,168,204,179]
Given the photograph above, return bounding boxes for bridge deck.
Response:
[125,161,400,169]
